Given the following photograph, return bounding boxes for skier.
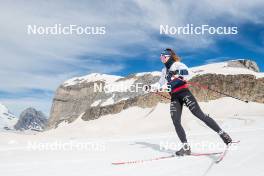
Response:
[155,48,232,156]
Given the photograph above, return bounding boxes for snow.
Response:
[0,98,264,176]
[39,97,264,138]
[0,103,17,130]
[101,94,115,106]
[63,73,122,86]
[135,71,161,77]
[135,60,264,80]
[91,99,102,107]
[190,62,264,78]
[92,97,129,107]
[0,103,9,114]
[64,73,137,94]
[104,78,137,93]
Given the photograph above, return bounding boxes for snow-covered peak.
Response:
[63,73,123,87]
[133,60,263,79]
[0,103,17,130]
[190,60,264,78]
[135,71,161,77]
[0,103,9,115]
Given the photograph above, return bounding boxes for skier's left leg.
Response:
[182,90,221,132]
[181,90,232,145]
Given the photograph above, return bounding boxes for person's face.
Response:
[160,55,170,63]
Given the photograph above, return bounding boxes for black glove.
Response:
[144,85,151,92]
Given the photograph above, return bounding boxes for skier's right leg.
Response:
[170,99,191,156]
[170,99,186,143]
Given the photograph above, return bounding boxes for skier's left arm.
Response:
[166,63,190,89]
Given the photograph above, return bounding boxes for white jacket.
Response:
[152,62,191,90]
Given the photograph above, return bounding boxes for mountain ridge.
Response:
[47,59,264,129]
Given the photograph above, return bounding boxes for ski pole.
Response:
[187,81,249,103]
[153,91,171,100]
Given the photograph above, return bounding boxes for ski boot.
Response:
[219,130,232,145]
[175,143,191,156]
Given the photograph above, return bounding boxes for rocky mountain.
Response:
[0,103,17,130]
[227,59,260,72]
[47,59,264,129]
[15,107,48,131]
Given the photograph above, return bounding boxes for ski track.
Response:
[0,128,264,176]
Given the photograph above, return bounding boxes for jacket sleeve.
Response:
[158,67,167,86]
[151,68,168,90]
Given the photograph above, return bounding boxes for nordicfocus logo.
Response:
[27,141,106,152]
[160,24,238,35]
[93,82,171,93]
[27,24,106,35]
[159,141,238,151]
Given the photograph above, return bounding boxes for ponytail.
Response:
[165,48,181,62]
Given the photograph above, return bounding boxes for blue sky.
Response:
[0,0,264,116]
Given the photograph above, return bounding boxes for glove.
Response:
[167,77,186,90]
[144,85,151,92]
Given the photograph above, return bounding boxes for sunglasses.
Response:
[160,54,170,62]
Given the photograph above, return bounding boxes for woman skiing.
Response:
[156,48,232,156]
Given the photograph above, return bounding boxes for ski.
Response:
[191,152,222,156]
[215,140,240,164]
[112,151,222,165]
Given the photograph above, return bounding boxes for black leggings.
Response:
[170,89,221,143]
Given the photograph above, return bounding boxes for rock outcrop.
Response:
[47,59,264,129]
[227,59,260,72]
[15,107,47,131]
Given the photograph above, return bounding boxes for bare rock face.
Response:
[227,59,260,72]
[47,73,162,128]
[189,74,264,102]
[47,59,264,129]
[82,92,169,121]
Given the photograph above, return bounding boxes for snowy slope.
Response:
[46,97,264,138]
[0,103,17,130]
[0,98,263,176]
[1,128,264,176]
